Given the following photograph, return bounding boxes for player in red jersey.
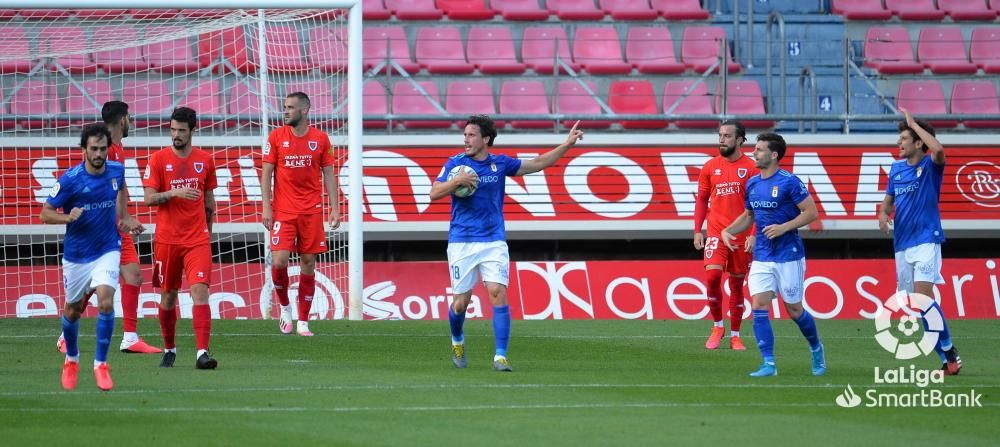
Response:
[55,101,161,354]
[261,92,340,337]
[693,121,757,350]
[142,107,218,369]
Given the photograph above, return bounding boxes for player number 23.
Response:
[705,237,720,250]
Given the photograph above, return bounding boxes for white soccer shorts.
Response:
[446,241,510,294]
[895,243,944,292]
[748,258,806,304]
[62,251,121,304]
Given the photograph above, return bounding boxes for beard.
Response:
[719,144,737,157]
[172,139,187,150]
[88,157,105,170]
[284,115,301,127]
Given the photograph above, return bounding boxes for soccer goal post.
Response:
[0,2,365,321]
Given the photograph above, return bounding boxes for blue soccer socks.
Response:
[448,305,466,344]
[95,311,115,364]
[493,305,511,358]
[752,310,775,364]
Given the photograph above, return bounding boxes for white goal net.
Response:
[0,3,364,321]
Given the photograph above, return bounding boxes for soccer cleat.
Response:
[296,321,314,337]
[451,344,467,369]
[94,364,113,391]
[56,334,66,354]
[492,357,513,372]
[811,344,827,376]
[944,347,962,376]
[279,306,293,334]
[120,337,163,354]
[196,352,218,370]
[159,351,176,368]
[730,335,747,351]
[61,360,79,390]
[705,326,725,350]
[749,362,777,377]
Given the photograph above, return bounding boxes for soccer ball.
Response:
[447,165,479,198]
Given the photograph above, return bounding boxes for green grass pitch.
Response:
[0,319,997,446]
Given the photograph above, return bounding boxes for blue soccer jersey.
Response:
[46,161,125,263]
[436,153,522,243]
[886,155,945,252]
[745,169,811,262]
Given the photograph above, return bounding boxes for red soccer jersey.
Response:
[142,147,217,245]
[263,125,334,215]
[698,155,757,239]
[107,142,124,164]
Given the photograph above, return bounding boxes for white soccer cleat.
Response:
[296,321,314,337]
[279,306,293,334]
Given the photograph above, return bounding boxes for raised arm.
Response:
[903,108,944,165]
[515,121,584,176]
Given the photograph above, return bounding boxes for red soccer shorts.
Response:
[120,231,139,265]
[270,211,327,254]
[703,233,752,275]
[152,242,213,290]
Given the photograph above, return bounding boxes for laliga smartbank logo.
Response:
[834,291,982,409]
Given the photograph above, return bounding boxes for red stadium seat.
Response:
[128,9,180,19]
[0,27,35,74]
[626,26,686,74]
[17,10,71,20]
[199,28,255,74]
[951,81,1000,128]
[521,26,578,74]
[362,81,389,129]
[177,80,224,127]
[938,0,996,21]
[662,80,716,129]
[608,80,665,129]
[8,81,57,129]
[717,80,772,129]
[0,10,17,20]
[652,0,711,20]
[63,80,113,127]
[970,27,1000,73]
[500,81,552,129]
[491,0,551,20]
[392,81,451,129]
[917,27,977,74]
[363,26,420,74]
[467,27,526,74]
[385,0,444,20]
[437,0,495,20]
[573,27,632,75]
[600,0,658,20]
[885,0,945,20]
[681,26,740,73]
[896,80,956,128]
[831,0,893,20]
[124,80,173,128]
[144,28,201,74]
[227,81,273,125]
[39,27,96,74]
[547,0,605,20]
[557,80,611,129]
[264,26,313,73]
[863,26,924,74]
[309,27,347,73]
[92,27,149,73]
[76,10,127,20]
[446,81,497,127]
[992,0,1000,14]
[415,26,475,74]
[363,0,393,20]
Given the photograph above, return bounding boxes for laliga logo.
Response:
[873,291,942,360]
[259,267,345,320]
[955,161,1000,208]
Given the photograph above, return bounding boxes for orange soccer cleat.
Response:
[94,364,113,391]
[120,337,163,354]
[61,360,79,391]
[730,335,747,351]
[705,326,725,350]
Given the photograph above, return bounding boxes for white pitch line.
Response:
[2,382,997,397]
[3,333,995,340]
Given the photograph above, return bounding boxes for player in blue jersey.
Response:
[430,115,584,371]
[878,109,962,375]
[40,123,142,391]
[722,132,825,377]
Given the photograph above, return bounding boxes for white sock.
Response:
[197,349,208,359]
[452,338,464,346]
[66,355,79,363]
[93,360,106,368]
[165,348,176,354]
[713,321,724,328]
[122,332,138,344]
[731,331,740,337]
[493,355,506,361]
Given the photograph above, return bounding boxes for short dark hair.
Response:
[719,120,746,141]
[465,114,497,147]
[286,91,311,108]
[170,106,198,130]
[80,123,112,149]
[898,119,936,152]
[756,132,787,161]
[101,101,129,125]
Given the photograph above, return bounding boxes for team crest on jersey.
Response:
[308,141,318,151]
[111,178,118,191]
[737,168,748,178]
[49,182,61,198]
[272,237,280,245]
[771,185,779,197]
[491,163,497,172]
[916,167,923,178]
[194,162,204,173]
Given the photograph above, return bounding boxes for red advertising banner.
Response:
[6,259,998,320]
[3,146,999,225]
